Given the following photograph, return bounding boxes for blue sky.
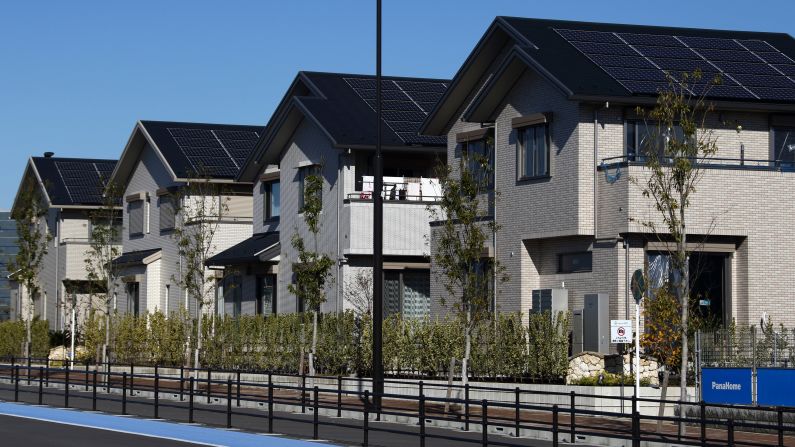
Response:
[1,0,792,208]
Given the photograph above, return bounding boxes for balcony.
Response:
[342,176,442,256]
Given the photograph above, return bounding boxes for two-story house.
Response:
[232,71,449,317]
[11,153,120,331]
[108,120,263,317]
[421,17,795,328]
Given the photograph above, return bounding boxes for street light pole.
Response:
[372,0,384,411]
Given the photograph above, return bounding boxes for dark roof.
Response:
[112,248,161,267]
[139,120,265,180]
[30,156,118,207]
[238,72,451,181]
[422,17,795,134]
[205,232,279,266]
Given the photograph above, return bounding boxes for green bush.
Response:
[570,373,651,387]
[0,320,26,357]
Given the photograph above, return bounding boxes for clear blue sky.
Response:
[1,0,792,208]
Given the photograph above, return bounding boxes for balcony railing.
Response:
[600,155,795,172]
[350,175,442,202]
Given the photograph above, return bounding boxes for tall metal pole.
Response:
[372,0,384,411]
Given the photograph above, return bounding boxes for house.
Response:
[11,154,120,331]
[420,17,795,329]
[107,120,263,318]
[232,71,449,317]
[0,210,17,321]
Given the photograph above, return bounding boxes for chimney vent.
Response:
[43,152,54,158]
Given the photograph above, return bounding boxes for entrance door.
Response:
[126,282,139,316]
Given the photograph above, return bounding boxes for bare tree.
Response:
[85,180,122,363]
[173,172,229,369]
[10,177,52,357]
[343,269,373,317]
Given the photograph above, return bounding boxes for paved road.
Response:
[0,380,556,447]
[0,414,203,447]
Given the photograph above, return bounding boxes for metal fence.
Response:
[699,326,795,369]
[1,357,793,446]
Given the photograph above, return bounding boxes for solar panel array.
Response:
[555,28,795,101]
[167,127,261,177]
[343,77,448,145]
[54,160,116,204]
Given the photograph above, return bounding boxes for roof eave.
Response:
[569,94,795,113]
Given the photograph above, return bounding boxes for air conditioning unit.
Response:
[531,288,568,317]
[583,293,610,354]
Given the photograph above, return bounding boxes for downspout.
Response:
[624,236,629,320]
[54,211,61,329]
[336,152,343,313]
[593,102,609,240]
[491,124,498,317]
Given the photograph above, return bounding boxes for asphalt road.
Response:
[0,414,204,447]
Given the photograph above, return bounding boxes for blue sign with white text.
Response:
[757,368,795,407]
[702,368,753,405]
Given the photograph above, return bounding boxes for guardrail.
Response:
[1,357,793,446]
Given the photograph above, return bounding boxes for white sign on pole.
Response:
[610,319,632,344]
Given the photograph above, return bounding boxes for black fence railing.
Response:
[1,357,793,446]
[600,155,795,172]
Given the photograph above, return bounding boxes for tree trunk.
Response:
[657,369,670,432]
[194,300,202,370]
[677,213,689,437]
[462,308,472,386]
[103,298,111,364]
[309,310,318,377]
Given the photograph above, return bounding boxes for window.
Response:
[518,124,549,179]
[625,120,685,162]
[558,252,593,273]
[126,282,139,316]
[298,165,321,212]
[164,284,170,317]
[772,126,795,168]
[144,197,151,234]
[223,274,242,318]
[128,200,143,236]
[461,138,494,189]
[264,181,280,219]
[257,274,277,315]
[159,195,175,232]
[383,269,431,319]
[355,152,374,192]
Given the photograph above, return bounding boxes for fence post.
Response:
[778,407,784,447]
[419,390,426,447]
[188,377,195,424]
[570,391,576,444]
[337,375,342,418]
[179,365,184,401]
[515,387,521,437]
[313,386,319,440]
[45,357,49,387]
[85,362,89,391]
[363,389,369,447]
[26,356,31,385]
[267,375,273,434]
[301,373,306,413]
[38,366,43,405]
[206,368,211,404]
[64,366,70,408]
[106,361,110,394]
[700,400,706,447]
[14,365,19,402]
[728,418,734,446]
[129,363,134,396]
[226,379,232,429]
[633,411,640,447]
[121,372,127,415]
[154,369,160,419]
[236,370,241,407]
[465,383,470,431]
[92,369,97,411]
[553,404,559,447]
[481,400,488,447]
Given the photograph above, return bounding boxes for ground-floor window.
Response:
[384,269,430,319]
[126,282,139,316]
[257,274,277,316]
[223,274,242,318]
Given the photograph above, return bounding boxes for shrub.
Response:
[570,373,651,387]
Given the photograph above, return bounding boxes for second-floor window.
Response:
[461,138,494,189]
[518,123,549,179]
[298,165,321,212]
[626,120,685,162]
[264,181,280,220]
[159,195,175,232]
[772,126,795,167]
[128,200,144,236]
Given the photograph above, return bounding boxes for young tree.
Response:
[10,178,52,357]
[84,180,122,363]
[173,173,229,369]
[430,137,507,384]
[631,70,725,432]
[343,269,373,317]
[288,172,334,377]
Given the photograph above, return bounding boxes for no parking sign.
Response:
[611,319,632,344]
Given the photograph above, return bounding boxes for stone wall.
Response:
[567,351,659,385]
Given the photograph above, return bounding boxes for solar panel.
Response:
[54,160,116,204]
[344,77,449,145]
[166,127,260,177]
[555,28,795,102]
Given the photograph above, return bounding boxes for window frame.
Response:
[158,194,176,233]
[771,126,795,168]
[264,181,280,221]
[128,200,144,237]
[558,251,593,274]
[625,120,687,162]
[256,274,277,316]
[298,165,322,213]
[517,123,551,180]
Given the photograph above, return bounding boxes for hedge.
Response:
[0,319,50,358]
[81,310,571,382]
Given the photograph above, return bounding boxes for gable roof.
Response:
[13,156,118,211]
[205,231,280,266]
[109,120,265,189]
[237,71,451,182]
[422,17,795,134]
